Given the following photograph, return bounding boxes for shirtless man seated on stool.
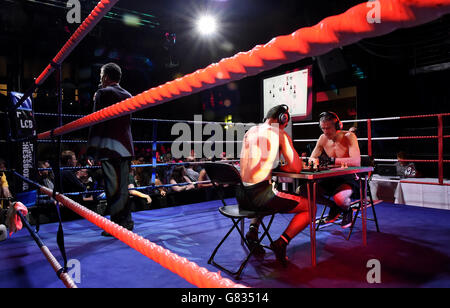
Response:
[239,104,309,265]
[308,111,361,228]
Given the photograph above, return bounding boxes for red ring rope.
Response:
[37,0,450,140]
[36,186,247,288]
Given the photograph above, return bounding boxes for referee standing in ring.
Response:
[87,63,134,236]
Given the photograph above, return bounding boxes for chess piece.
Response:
[313,158,319,170]
[0,224,7,241]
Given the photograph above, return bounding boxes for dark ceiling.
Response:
[0,0,368,83]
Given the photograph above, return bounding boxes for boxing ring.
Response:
[3,0,450,288]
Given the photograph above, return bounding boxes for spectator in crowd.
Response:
[131,160,168,204]
[60,150,90,206]
[0,158,12,210]
[36,160,58,207]
[136,155,146,164]
[76,168,92,186]
[60,151,85,193]
[128,165,152,206]
[84,156,105,202]
[132,160,152,187]
[169,166,195,192]
[152,171,169,208]
[37,161,55,191]
[197,168,213,189]
[154,172,167,197]
[185,156,200,182]
[34,161,58,225]
[161,153,176,184]
[77,167,96,202]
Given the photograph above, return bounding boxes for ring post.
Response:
[438,115,443,185]
[16,211,77,288]
[151,120,158,187]
[367,119,372,158]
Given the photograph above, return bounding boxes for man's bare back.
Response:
[239,104,309,265]
[240,124,279,184]
[240,122,302,184]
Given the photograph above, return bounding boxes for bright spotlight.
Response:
[196,15,217,36]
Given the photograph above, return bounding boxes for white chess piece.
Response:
[0,224,7,241]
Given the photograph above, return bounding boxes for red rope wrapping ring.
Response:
[37,0,450,140]
[35,0,119,86]
[38,186,247,288]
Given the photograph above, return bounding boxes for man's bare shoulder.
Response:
[246,124,279,135]
[317,134,327,144]
[249,125,260,132]
[343,131,357,141]
[244,125,259,138]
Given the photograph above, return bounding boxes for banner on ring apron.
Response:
[9,92,37,207]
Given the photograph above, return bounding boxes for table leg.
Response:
[312,181,317,266]
[241,219,245,246]
[359,175,367,246]
[307,181,317,267]
[363,174,368,246]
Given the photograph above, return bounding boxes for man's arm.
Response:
[335,133,361,166]
[169,179,186,192]
[92,91,100,112]
[128,183,152,204]
[93,89,113,111]
[1,173,12,199]
[310,135,324,159]
[279,130,302,173]
[198,169,213,188]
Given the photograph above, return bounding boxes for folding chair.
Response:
[315,157,380,240]
[346,175,380,240]
[203,162,276,279]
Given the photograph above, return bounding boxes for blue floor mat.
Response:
[1,199,449,288]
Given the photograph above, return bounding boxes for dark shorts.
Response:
[236,180,301,214]
[318,174,360,198]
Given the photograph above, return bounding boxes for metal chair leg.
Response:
[315,204,327,231]
[208,217,242,265]
[240,219,245,246]
[209,215,276,279]
[368,185,380,232]
[347,207,360,241]
[235,216,274,279]
[258,214,275,248]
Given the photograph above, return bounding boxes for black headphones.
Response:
[319,111,343,130]
[278,104,290,126]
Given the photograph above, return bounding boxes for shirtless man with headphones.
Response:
[309,111,361,228]
[239,104,309,265]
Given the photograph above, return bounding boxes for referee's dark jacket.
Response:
[87,84,134,160]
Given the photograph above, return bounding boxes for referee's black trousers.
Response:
[101,157,132,228]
